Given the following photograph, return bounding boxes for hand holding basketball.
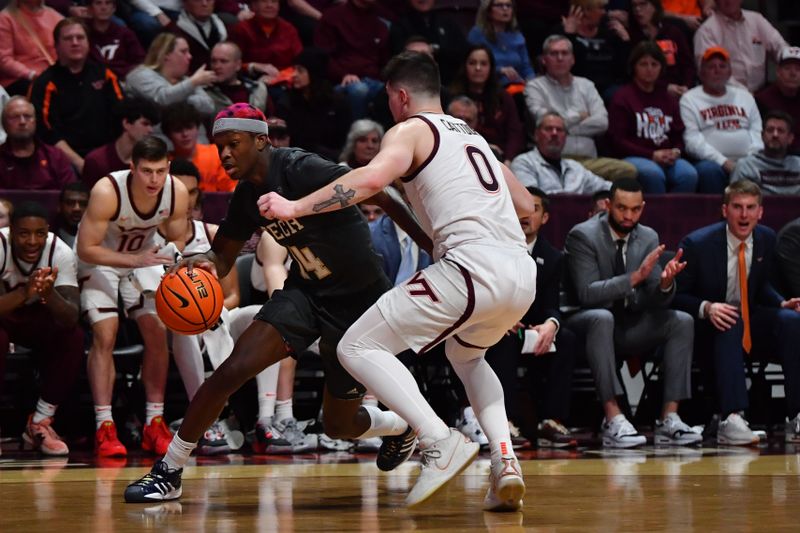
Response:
[156,267,224,335]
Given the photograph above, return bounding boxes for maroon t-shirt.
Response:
[82,141,125,189]
[89,23,145,79]
[0,141,76,190]
[607,83,685,159]
[756,84,800,154]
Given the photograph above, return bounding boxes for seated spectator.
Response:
[162,101,234,192]
[230,0,303,84]
[82,97,160,188]
[563,178,699,448]
[447,95,479,129]
[124,0,180,48]
[0,0,62,95]
[511,112,610,194]
[693,0,786,92]
[559,0,631,100]
[776,218,800,298]
[87,0,145,79]
[673,180,800,445]
[339,119,382,169]
[360,203,383,226]
[266,116,290,147]
[205,41,268,115]
[125,33,217,121]
[731,111,800,195]
[755,47,800,155]
[525,34,637,182]
[171,0,227,74]
[0,85,12,144]
[0,201,83,456]
[449,45,524,164]
[0,96,76,189]
[662,0,713,32]
[313,0,389,119]
[629,0,695,97]
[485,187,578,448]
[467,0,535,89]
[680,46,762,193]
[53,182,89,247]
[608,41,697,193]
[29,18,123,173]
[370,191,432,286]
[274,47,350,161]
[0,199,11,228]
[589,189,610,217]
[389,0,467,86]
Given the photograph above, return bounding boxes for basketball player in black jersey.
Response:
[125,104,429,503]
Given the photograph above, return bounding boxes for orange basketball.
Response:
[155,267,224,335]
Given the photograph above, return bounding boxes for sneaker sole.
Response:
[124,486,182,503]
[654,435,703,446]
[602,437,646,448]
[717,436,759,446]
[406,441,480,508]
[536,438,576,449]
[485,475,525,512]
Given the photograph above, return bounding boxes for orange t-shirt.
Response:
[171,144,236,192]
[662,0,701,17]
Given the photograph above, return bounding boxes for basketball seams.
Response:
[156,280,206,332]
[176,269,210,327]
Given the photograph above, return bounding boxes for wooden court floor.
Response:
[2,446,800,532]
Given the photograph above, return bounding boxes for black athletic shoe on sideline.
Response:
[124,460,183,503]
[376,426,416,472]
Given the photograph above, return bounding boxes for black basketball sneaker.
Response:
[376,426,417,471]
[124,460,183,503]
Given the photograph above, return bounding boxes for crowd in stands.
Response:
[0,0,798,458]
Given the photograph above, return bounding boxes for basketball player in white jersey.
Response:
[77,136,189,458]
[0,202,83,457]
[259,51,537,511]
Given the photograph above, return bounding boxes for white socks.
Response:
[256,362,280,425]
[275,399,293,423]
[32,398,57,424]
[95,405,113,429]
[163,434,196,471]
[355,405,408,440]
[146,402,164,425]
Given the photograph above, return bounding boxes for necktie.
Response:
[738,242,752,353]
[612,239,626,316]
[395,236,415,285]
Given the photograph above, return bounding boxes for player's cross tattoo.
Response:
[312,184,356,212]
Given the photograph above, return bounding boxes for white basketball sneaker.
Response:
[483,456,525,512]
[405,428,480,507]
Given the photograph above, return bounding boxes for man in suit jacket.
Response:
[674,180,800,445]
[485,187,578,448]
[564,178,699,448]
[370,212,432,286]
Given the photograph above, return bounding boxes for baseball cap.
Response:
[779,46,800,64]
[701,46,730,62]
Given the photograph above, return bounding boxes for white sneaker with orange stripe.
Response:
[483,456,525,512]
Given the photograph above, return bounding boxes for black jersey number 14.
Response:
[288,246,332,280]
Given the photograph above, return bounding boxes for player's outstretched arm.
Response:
[501,163,536,218]
[258,125,416,220]
[371,188,433,255]
[78,178,172,268]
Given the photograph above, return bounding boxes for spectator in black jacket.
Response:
[29,18,124,174]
